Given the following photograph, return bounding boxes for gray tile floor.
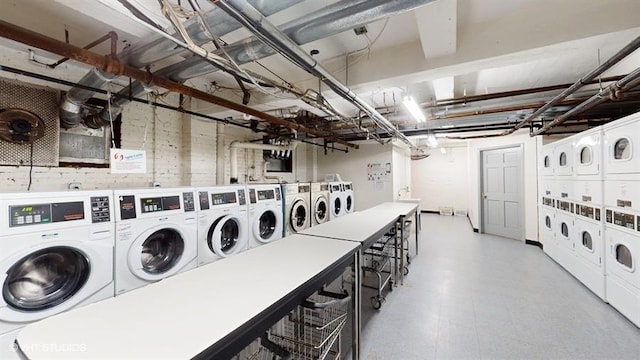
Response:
[356,213,640,360]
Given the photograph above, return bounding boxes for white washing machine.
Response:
[247,184,283,248]
[342,181,355,215]
[573,180,603,205]
[282,183,311,236]
[555,200,576,274]
[573,202,606,300]
[0,190,114,358]
[328,182,345,220]
[573,127,603,181]
[310,182,329,226]
[539,142,555,177]
[114,188,197,295]
[604,221,640,327]
[554,137,574,178]
[539,205,559,262]
[196,185,249,267]
[603,112,640,180]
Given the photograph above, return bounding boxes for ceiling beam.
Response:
[415,0,457,60]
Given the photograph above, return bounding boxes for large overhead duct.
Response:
[213,0,433,149]
[59,0,302,128]
[96,0,434,128]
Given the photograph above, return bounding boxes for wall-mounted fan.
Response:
[0,108,45,144]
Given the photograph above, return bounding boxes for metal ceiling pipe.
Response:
[504,35,640,136]
[102,0,433,123]
[229,141,299,183]
[0,19,356,148]
[531,66,640,136]
[59,0,302,128]
[213,0,429,149]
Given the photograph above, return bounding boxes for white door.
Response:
[482,146,524,240]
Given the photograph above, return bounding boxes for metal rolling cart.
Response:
[267,289,351,360]
[361,229,396,309]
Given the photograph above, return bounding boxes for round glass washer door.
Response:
[333,197,342,216]
[345,195,353,212]
[139,229,184,275]
[315,197,328,224]
[2,246,89,312]
[255,210,277,242]
[208,216,244,256]
[290,199,309,232]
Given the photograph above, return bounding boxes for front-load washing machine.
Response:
[196,185,249,267]
[247,184,283,248]
[114,187,197,295]
[343,181,355,215]
[0,190,114,358]
[603,112,640,180]
[328,182,345,220]
[573,127,603,181]
[282,183,311,236]
[604,221,640,327]
[555,200,576,274]
[311,182,329,226]
[573,202,606,300]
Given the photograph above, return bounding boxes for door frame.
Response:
[478,144,526,241]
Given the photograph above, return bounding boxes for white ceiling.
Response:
[1,0,639,140]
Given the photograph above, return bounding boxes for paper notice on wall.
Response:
[367,162,391,182]
[110,149,147,174]
[374,181,385,192]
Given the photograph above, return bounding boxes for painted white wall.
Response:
[411,143,468,212]
[467,130,538,241]
[316,142,394,211]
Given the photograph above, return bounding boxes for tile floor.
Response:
[355,213,640,360]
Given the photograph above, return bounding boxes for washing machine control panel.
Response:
[576,204,601,221]
[257,189,274,201]
[9,201,85,227]
[198,192,210,210]
[211,192,237,206]
[606,209,636,230]
[542,197,555,207]
[183,192,195,212]
[90,196,111,223]
[140,196,182,213]
[237,189,246,205]
[299,184,310,194]
[557,200,573,213]
[249,189,256,204]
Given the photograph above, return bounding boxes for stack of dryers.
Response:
[0,190,114,359]
[571,127,606,300]
[196,185,249,267]
[310,182,330,226]
[282,183,311,236]
[343,181,355,215]
[554,136,578,275]
[328,182,345,220]
[247,184,283,248]
[113,187,198,296]
[602,113,640,327]
[539,142,559,262]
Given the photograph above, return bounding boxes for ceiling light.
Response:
[426,134,438,148]
[433,76,454,100]
[402,96,425,123]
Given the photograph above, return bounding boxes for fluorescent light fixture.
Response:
[426,134,438,148]
[440,147,447,154]
[402,96,426,123]
[433,76,454,100]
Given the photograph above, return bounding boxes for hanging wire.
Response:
[107,87,116,148]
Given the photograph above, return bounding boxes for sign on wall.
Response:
[367,162,391,181]
[110,149,147,174]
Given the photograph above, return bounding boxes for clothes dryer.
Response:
[328,182,345,220]
[282,183,311,236]
[604,221,640,327]
[310,182,329,226]
[196,185,249,267]
[539,143,555,177]
[555,200,576,274]
[0,190,114,358]
[573,202,606,300]
[603,112,640,180]
[555,138,574,178]
[247,184,283,247]
[539,205,559,262]
[113,188,197,295]
[342,181,355,215]
[573,127,603,180]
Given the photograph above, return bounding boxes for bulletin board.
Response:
[367,162,391,181]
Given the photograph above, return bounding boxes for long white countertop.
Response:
[16,235,359,360]
[363,202,419,217]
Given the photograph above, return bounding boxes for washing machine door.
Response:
[208,215,245,256]
[345,194,353,213]
[332,196,342,217]
[314,196,328,224]
[2,246,89,314]
[130,227,185,280]
[253,208,281,243]
[289,198,309,232]
[606,228,637,286]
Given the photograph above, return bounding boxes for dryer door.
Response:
[289,199,309,233]
[131,228,185,279]
[314,196,328,224]
[332,196,342,217]
[345,194,353,213]
[208,215,245,257]
[606,227,637,287]
[2,246,89,313]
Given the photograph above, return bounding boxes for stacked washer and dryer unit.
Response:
[539,112,640,326]
[602,114,640,327]
[0,190,115,359]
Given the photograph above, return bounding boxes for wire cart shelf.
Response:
[361,228,396,309]
[267,289,350,360]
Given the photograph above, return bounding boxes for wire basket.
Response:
[268,290,350,360]
[234,334,291,360]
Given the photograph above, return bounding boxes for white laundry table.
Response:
[16,235,359,360]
